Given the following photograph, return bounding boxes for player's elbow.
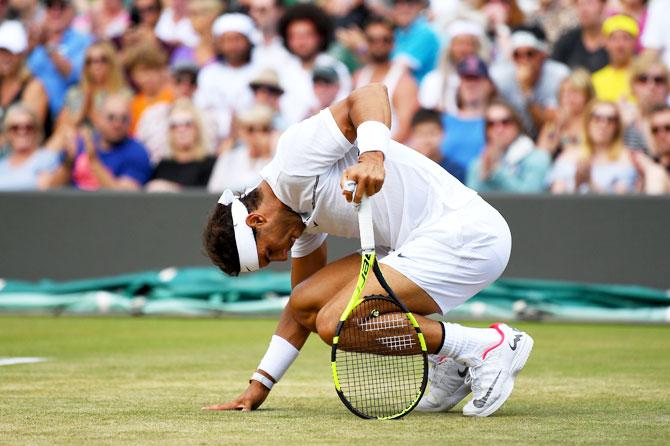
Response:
[349,83,388,106]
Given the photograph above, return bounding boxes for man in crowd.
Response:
[407,108,451,171]
[249,0,292,70]
[592,14,638,102]
[551,0,608,73]
[389,0,439,82]
[28,0,92,117]
[353,15,418,143]
[490,26,569,138]
[278,3,351,122]
[650,106,670,174]
[311,64,341,113]
[195,13,260,140]
[55,94,152,190]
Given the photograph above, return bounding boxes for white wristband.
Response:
[257,335,300,382]
[250,372,274,390]
[356,121,389,156]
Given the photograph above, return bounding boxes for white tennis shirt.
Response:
[260,109,478,258]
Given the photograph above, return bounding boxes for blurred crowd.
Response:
[0,0,669,194]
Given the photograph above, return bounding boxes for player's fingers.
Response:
[353,178,366,203]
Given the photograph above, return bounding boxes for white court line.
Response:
[0,357,48,367]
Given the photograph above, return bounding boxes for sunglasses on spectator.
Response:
[106,113,129,124]
[243,125,272,133]
[169,119,194,129]
[635,74,668,86]
[367,35,393,44]
[251,85,283,96]
[461,74,486,81]
[86,56,109,66]
[590,112,618,124]
[7,123,35,133]
[513,49,539,61]
[174,74,197,86]
[486,117,514,128]
[651,124,670,135]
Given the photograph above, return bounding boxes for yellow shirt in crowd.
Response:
[591,65,634,102]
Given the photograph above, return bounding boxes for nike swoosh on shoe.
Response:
[472,369,502,409]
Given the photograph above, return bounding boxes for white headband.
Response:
[218,190,259,274]
[511,31,547,53]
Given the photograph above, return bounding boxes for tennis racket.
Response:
[331,189,428,419]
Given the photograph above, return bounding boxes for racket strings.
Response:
[335,297,425,418]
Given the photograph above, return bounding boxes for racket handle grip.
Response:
[358,196,375,252]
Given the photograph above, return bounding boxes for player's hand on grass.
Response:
[202,380,270,412]
[341,151,385,203]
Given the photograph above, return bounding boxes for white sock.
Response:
[438,323,501,367]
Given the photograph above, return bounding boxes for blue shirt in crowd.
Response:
[392,16,439,82]
[73,135,152,188]
[0,149,60,191]
[440,114,485,183]
[28,28,92,115]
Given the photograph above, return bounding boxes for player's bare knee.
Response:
[315,308,338,345]
[287,284,319,332]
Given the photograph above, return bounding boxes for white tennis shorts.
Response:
[380,195,511,314]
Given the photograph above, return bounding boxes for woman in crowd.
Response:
[466,99,551,193]
[619,52,669,152]
[208,105,277,192]
[419,19,488,113]
[57,40,130,129]
[473,0,526,61]
[0,21,49,136]
[440,55,496,182]
[146,99,216,192]
[537,69,595,158]
[0,104,59,190]
[170,0,222,67]
[549,100,638,194]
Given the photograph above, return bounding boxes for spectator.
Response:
[249,68,288,130]
[249,0,293,70]
[8,0,44,44]
[74,0,130,40]
[311,64,341,112]
[278,3,352,122]
[632,104,670,194]
[551,0,609,73]
[0,104,59,191]
[55,93,152,190]
[155,0,199,48]
[466,99,551,193]
[407,108,449,167]
[208,104,277,192]
[592,14,638,102]
[389,0,440,82]
[119,0,163,53]
[171,0,222,67]
[27,0,92,118]
[641,0,670,69]
[490,26,570,138]
[126,42,173,134]
[528,0,578,46]
[0,21,49,132]
[441,56,495,182]
[608,0,648,50]
[474,0,526,61]
[619,52,669,152]
[537,69,596,158]
[195,13,262,141]
[146,99,216,192]
[324,0,372,73]
[58,40,130,130]
[353,15,418,143]
[549,99,637,194]
[419,19,487,114]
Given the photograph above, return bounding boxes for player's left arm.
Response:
[330,83,391,203]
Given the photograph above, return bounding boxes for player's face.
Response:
[253,206,305,268]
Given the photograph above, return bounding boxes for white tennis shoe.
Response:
[462,323,533,417]
[415,355,471,412]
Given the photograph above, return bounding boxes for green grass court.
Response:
[1,316,669,445]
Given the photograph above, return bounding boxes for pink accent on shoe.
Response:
[481,323,505,360]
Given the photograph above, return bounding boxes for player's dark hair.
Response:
[278,3,334,54]
[203,188,263,277]
[411,108,442,129]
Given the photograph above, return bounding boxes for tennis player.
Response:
[202,84,533,417]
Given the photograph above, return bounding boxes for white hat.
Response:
[212,13,259,44]
[0,21,28,55]
[447,20,484,40]
[511,30,548,53]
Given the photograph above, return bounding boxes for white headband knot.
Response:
[218,189,259,274]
